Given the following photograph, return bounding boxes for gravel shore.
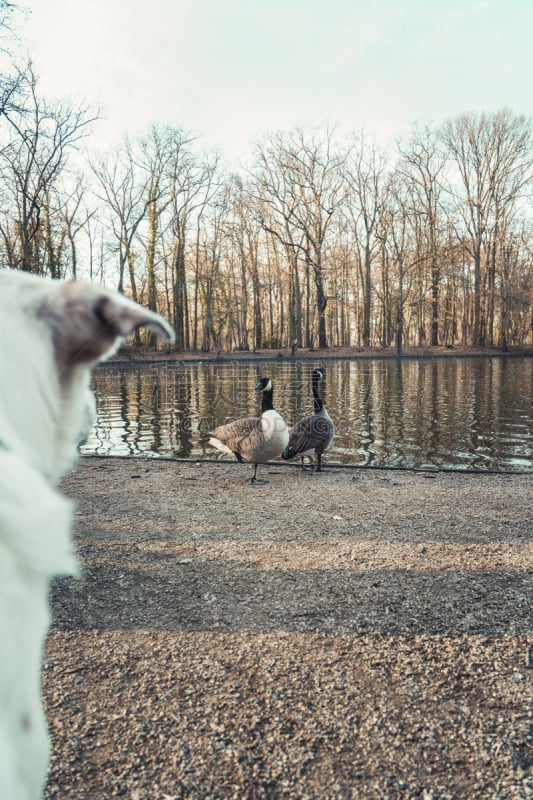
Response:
[43,457,533,799]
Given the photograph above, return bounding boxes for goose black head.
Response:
[312,368,325,381]
[255,377,272,392]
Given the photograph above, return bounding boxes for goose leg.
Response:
[250,464,268,485]
[315,451,329,472]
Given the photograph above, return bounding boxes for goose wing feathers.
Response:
[286,413,334,456]
[208,417,263,459]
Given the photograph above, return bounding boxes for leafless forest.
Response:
[1,58,532,354]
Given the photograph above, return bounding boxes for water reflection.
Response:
[82,357,533,473]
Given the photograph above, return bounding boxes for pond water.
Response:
[82,357,533,473]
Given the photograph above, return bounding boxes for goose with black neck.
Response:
[282,368,335,472]
[204,377,289,484]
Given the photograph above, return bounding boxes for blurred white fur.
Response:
[0,269,173,799]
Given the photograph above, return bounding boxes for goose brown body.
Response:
[281,369,334,471]
[205,377,289,484]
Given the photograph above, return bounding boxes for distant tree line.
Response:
[1,61,532,353]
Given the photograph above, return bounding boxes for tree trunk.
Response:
[173,235,187,351]
[473,245,482,346]
[127,249,141,345]
[362,243,372,347]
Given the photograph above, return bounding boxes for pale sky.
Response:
[19,0,533,166]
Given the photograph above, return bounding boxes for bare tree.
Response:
[90,138,149,299]
[135,127,221,351]
[253,127,345,348]
[136,126,179,317]
[440,110,532,345]
[397,125,448,346]
[0,2,27,123]
[196,196,227,352]
[165,136,219,351]
[223,175,266,350]
[58,175,96,279]
[343,132,389,347]
[0,63,96,272]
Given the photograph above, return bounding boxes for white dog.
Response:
[0,269,174,800]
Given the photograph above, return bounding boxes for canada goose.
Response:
[281,368,335,471]
[205,376,289,484]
